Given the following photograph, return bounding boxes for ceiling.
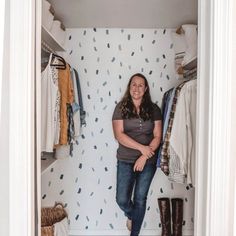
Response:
[48,0,198,28]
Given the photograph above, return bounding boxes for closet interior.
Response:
[39,0,198,235]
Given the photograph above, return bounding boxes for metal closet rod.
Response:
[41,40,56,54]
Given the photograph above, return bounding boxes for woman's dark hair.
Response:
[120,73,155,121]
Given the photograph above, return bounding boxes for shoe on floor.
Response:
[126,218,132,231]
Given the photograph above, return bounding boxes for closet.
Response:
[39,0,198,235]
[2,0,235,235]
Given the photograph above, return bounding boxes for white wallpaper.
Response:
[41,28,194,235]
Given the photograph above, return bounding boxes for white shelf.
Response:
[41,153,57,174]
[41,25,66,51]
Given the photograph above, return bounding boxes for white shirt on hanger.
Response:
[169,79,197,185]
[41,53,60,152]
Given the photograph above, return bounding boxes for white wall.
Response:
[0,0,10,235]
[41,28,195,235]
[233,0,236,232]
[230,0,236,233]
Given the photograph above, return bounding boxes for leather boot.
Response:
[171,198,183,236]
[158,198,171,236]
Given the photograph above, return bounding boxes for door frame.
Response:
[6,0,236,235]
[195,0,236,235]
[8,0,36,235]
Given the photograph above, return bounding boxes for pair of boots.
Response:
[158,198,183,236]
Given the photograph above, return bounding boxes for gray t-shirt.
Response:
[112,102,162,164]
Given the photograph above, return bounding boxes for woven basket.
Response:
[41,202,68,227]
[41,225,54,236]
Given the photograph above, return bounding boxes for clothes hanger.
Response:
[50,53,66,70]
[41,41,67,70]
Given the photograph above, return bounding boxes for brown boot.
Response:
[171,198,183,236]
[158,198,171,236]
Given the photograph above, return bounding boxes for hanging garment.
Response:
[162,88,176,138]
[157,88,175,167]
[168,146,186,184]
[73,68,86,126]
[55,69,80,159]
[58,63,74,145]
[160,82,186,175]
[51,58,61,145]
[70,69,81,137]
[169,79,197,185]
[67,103,74,156]
[41,53,60,152]
[183,67,197,79]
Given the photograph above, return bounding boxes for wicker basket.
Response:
[41,202,67,227]
[41,202,67,236]
[41,225,54,236]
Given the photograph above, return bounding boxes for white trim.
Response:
[69,229,193,236]
[0,0,5,119]
[228,0,236,233]
[234,177,236,236]
[194,0,211,234]
[0,1,9,236]
[207,0,231,232]
[36,0,42,235]
[195,0,235,235]
[9,0,36,236]
[231,0,236,233]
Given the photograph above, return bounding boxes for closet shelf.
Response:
[41,153,57,175]
[42,25,66,52]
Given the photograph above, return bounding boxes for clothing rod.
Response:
[41,40,56,54]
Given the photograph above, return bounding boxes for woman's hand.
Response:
[133,155,147,172]
[139,145,155,159]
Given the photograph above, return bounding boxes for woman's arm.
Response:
[133,120,162,172]
[112,120,154,157]
[149,120,162,151]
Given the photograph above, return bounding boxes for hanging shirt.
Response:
[169,79,197,185]
[51,58,61,145]
[55,69,80,159]
[41,53,59,152]
[58,63,74,145]
[71,69,81,137]
[156,88,174,167]
[73,69,86,126]
[67,103,74,156]
[160,82,186,175]
[162,88,176,138]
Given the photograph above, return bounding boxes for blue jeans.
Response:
[116,160,156,236]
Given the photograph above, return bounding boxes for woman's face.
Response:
[129,76,147,101]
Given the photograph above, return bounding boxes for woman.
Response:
[112,73,162,236]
